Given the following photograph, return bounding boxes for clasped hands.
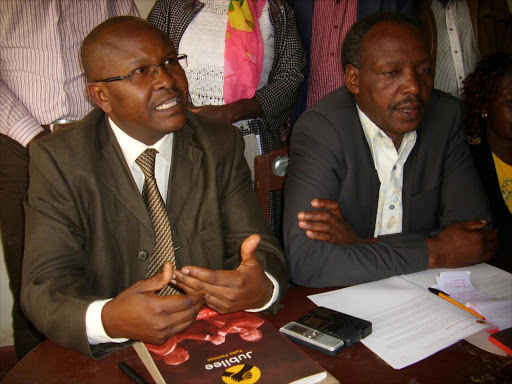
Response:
[102,234,273,345]
[298,198,497,267]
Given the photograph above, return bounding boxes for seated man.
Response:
[283,12,497,287]
[21,16,288,358]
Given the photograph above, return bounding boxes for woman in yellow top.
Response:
[462,53,512,272]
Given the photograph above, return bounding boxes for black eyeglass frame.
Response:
[93,54,188,84]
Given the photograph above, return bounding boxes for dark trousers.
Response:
[0,134,45,359]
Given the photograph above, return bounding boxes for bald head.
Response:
[82,16,189,145]
[81,16,174,82]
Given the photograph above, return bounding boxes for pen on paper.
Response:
[428,287,486,320]
[118,362,148,384]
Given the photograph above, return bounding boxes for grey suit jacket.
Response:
[21,108,288,358]
[284,87,491,287]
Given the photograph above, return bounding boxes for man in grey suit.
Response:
[21,17,288,358]
[284,12,497,288]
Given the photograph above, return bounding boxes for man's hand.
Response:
[298,199,377,244]
[427,220,498,268]
[101,262,205,345]
[188,98,263,124]
[172,234,273,313]
[189,104,234,124]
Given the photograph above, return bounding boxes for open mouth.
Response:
[395,105,421,120]
[155,97,179,111]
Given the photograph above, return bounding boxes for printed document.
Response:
[307,264,511,369]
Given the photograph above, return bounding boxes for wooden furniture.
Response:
[254,146,289,221]
[3,286,511,383]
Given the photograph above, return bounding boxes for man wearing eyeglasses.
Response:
[20,16,288,359]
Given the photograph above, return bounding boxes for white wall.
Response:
[0,0,157,349]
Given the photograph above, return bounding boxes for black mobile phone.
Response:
[299,307,372,347]
[280,306,372,355]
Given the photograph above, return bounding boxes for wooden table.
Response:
[3,287,511,383]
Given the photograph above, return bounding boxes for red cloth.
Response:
[307,0,357,108]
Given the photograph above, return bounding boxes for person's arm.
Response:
[188,98,264,125]
[0,80,46,147]
[21,141,204,358]
[173,124,289,313]
[283,118,428,287]
[283,104,495,288]
[253,0,305,132]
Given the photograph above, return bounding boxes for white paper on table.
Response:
[405,264,512,330]
[308,276,489,370]
[401,264,512,299]
[435,271,491,303]
[430,270,512,330]
[469,298,512,330]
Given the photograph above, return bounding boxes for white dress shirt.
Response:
[357,106,417,237]
[0,0,139,146]
[86,118,278,345]
[431,0,479,97]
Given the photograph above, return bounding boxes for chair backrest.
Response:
[254,146,289,222]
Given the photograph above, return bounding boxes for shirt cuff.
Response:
[246,272,279,312]
[11,115,45,147]
[86,299,129,345]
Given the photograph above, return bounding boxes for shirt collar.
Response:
[109,117,173,167]
[356,105,417,157]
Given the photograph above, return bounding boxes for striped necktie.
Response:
[135,148,179,295]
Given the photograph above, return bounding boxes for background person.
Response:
[461,52,512,272]
[147,0,305,239]
[0,0,139,359]
[415,0,512,97]
[289,0,416,122]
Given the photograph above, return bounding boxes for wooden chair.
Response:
[254,146,289,222]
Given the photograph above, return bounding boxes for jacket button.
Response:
[137,250,149,261]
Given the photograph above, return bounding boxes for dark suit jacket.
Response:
[21,108,289,358]
[284,87,491,287]
[289,0,416,122]
[470,139,512,272]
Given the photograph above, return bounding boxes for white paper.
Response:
[401,264,512,299]
[404,264,512,330]
[469,298,512,330]
[430,270,512,330]
[435,271,491,303]
[309,276,489,369]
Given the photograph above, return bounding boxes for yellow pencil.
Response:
[428,287,486,320]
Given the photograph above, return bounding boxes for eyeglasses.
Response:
[94,54,188,86]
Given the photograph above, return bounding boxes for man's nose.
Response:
[152,64,176,89]
[402,70,421,95]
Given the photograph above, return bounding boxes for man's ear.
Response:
[345,64,360,96]
[87,83,112,114]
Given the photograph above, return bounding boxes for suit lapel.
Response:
[359,124,380,237]
[167,121,203,226]
[402,123,419,232]
[348,93,380,237]
[97,116,153,233]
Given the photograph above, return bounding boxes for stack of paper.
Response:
[309,264,511,369]
[433,271,512,331]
